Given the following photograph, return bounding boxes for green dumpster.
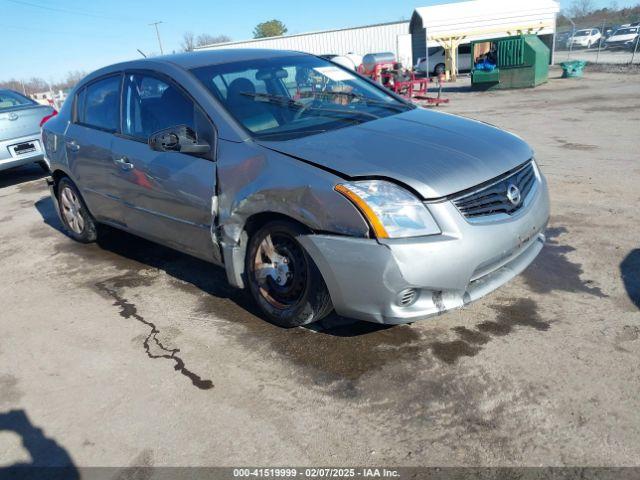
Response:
[560,60,587,78]
[471,34,550,90]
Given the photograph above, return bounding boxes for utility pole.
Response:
[149,21,164,55]
[568,18,576,60]
[595,20,605,64]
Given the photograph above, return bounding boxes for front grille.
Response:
[453,161,536,219]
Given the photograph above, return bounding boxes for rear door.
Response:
[65,75,123,223]
[110,71,219,263]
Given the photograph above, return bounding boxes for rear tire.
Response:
[57,177,98,243]
[245,220,333,328]
[434,63,446,76]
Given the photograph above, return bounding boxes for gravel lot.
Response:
[0,68,639,471]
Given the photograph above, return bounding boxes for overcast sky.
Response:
[2,0,637,81]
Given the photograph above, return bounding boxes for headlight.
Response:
[335,180,440,238]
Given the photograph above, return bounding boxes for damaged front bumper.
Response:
[298,176,550,324]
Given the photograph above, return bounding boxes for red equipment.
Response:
[358,52,449,106]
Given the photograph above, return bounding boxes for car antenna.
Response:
[137,49,147,58]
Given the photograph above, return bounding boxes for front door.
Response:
[110,72,219,263]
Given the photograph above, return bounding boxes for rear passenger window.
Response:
[123,73,195,140]
[81,76,121,132]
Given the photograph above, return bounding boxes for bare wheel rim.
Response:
[252,232,307,310]
[60,186,85,234]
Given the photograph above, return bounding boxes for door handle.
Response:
[114,157,134,170]
[66,140,80,152]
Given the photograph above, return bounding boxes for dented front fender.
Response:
[214,138,370,288]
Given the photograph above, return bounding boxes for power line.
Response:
[3,0,138,22]
[0,22,124,39]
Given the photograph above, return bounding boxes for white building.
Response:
[196,0,559,68]
[410,0,560,65]
[196,20,413,67]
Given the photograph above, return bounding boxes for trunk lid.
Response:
[259,108,533,199]
[0,104,53,141]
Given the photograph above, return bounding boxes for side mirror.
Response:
[148,125,210,155]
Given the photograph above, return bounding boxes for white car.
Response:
[568,29,602,49]
[415,45,472,76]
[604,27,639,50]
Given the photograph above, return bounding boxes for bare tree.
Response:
[568,0,595,18]
[181,32,195,52]
[195,34,231,47]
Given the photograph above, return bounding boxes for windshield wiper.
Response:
[311,91,413,111]
[241,92,303,108]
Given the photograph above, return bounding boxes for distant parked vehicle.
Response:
[598,26,620,47]
[604,26,639,50]
[415,45,472,75]
[555,31,572,50]
[568,28,602,49]
[0,89,57,172]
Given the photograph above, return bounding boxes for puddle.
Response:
[34,196,548,390]
[197,290,425,389]
[430,298,548,365]
[522,227,606,297]
[44,217,423,392]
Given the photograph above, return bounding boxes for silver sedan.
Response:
[0,89,56,172]
[42,49,549,327]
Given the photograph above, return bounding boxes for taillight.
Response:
[40,109,58,127]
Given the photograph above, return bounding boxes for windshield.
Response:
[613,27,638,36]
[0,90,37,111]
[191,55,414,141]
[574,30,591,36]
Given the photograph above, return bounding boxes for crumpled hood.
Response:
[259,108,533,199]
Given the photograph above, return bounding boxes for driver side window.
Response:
[123,73,195,141]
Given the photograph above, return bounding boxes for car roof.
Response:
[75,48,312,90]
[142,48,307,69]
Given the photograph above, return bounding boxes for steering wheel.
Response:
[292,99,317,122]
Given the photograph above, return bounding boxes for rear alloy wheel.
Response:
[434,63,446,76]
[246,221,332,328]
[57,177,97,243]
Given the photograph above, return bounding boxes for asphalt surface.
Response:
[0,69,639,469]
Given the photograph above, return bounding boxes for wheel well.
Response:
[50,169,68,196]
[243,212,313,238]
